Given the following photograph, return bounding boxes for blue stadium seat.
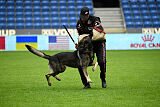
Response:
[135,21,143,28]
[139,0,146,4]
[16,23,24,29]
[141,10,150,15]
[68,0,75,6]
[122,4,130,10]
[60,22,69,28]
[68,10,76,16]
[153,21,160,28]
[130,0,137,4]
[157,0,160,4]
[157,4,160,10]
[7,11,15,17]
[0,11,5,17]
[139,4,148,9]
[7,23,15,29]
[148,4,157,9]
[143,21,152,28]
[33,0,41,6]
[50,11,59,17]
[16,6,23,12]
[133,15,142,21]
[33,12,41,17]
[85,0,93,7]
[42,6,50,12]
[147,0,155,4]
[70,22,76,29]
[0,17,6,23]
[43,22,51,29]
[6,0,14,6]
[142,15,151,21]
[33,6,41,12]
[150,9,158,15]
[25,22,33,29]
[126,21,134,28]
[132,10,140,15]
[24,6,32,12]
[0,23,6,29]
[41,0,49,6]
[125,15,132,21]
[16,12,23,17]
[7,17,15,23]
[76,0,84,6]
[151,15,160,21]
[34,17,42,22]
[52,17,59,22]
[87,5,93,12]
[59,6,67,11]
[121,0,129,5]
[34,22,42,29]
[61,17,68,23]
[16,1,23,6]
[25,17,33,23]
[158,9,160,14]
[50,1,58,6]
[7,6,14,12]
[52,22,59,29]
[77,5,84,12]
[24,0,32,6]
[16,17,24,23]
[43,17,50,23]
[60,11,67,17]
[131,4,139,10]
[69,17,77,22]
[90,10,94,15]
[42,11,50,17]
[123,10,131,15]
[68,6,76,11]
[59,0,67,6]
[24,12,32,17]
[51,6,58,11]
[0,1,5,6]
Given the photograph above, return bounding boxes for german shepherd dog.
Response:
[25,36,98,86]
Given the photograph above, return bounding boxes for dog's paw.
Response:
[54,76,61,81]
[87,80,93,83]
[48,83,51,86]
[92,67,96,72]
[56,78,61,81]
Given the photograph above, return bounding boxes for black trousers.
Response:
[78,40,106,86]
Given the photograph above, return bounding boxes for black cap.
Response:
[80,7,89,18]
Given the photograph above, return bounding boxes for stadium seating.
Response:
[122,0,160,28]
[0,0,94,29]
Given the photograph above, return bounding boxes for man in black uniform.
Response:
[76,7,107,89]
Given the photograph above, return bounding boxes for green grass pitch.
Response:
[0,50,160,107]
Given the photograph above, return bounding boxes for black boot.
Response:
[102,80,107,88]
[83,84,91,89]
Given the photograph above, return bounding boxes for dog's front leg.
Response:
[45,73,52,86]
[54,75,61,81]
[82,67,92,83]
[92,62,98,72]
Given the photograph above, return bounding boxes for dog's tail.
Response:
[25,45,50,60]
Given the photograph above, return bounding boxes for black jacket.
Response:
[76,15,104,36]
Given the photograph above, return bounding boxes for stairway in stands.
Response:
[94,8,126,34]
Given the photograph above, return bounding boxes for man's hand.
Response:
[75,43,78,49]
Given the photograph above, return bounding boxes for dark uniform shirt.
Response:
[76,15,104,36]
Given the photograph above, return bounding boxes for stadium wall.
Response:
[0,34,160,51]
[0,29,160,51]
